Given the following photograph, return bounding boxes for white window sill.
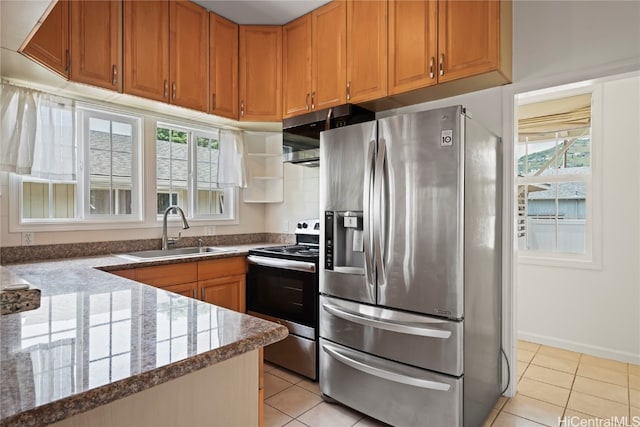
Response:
[517,252,602,270]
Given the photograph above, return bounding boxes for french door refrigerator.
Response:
[319,105,502,427]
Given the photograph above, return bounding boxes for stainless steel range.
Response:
[247,220,320,380]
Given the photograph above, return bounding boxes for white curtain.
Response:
[0,84,75,180]
[217,129,248,188]
[1,84,37,174]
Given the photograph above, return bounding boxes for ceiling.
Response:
[192,0,330,25]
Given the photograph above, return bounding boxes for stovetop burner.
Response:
[250,219,321,261]
[251,244,319,259]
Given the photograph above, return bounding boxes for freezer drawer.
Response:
[320,339,462,427]
[319,295,463,375]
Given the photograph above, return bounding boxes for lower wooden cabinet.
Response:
[199,275,246,312]
[112,256,248,313]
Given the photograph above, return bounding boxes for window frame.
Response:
[155,121,237,223]
[79,107,143,222]
[9,104,145,231]
[516,84,603,270]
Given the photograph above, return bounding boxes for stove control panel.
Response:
[295,219,320,235]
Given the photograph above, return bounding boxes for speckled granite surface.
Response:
[0,233,296,265]
[0,251,288,427]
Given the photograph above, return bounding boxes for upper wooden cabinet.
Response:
[124,0,208,111]
[70,0,121,91]
[437,0,501,83]
[21,0,70,78]
[210,13,239,119]
[170,0,209,111]
[388,0,437,94]
[239,26,282,122]
[346,0,388,104]
[283,1,346,118]
[389,0,511,96]
[282,15,312,118]
[311,0,347,111]
[123,0,170,102]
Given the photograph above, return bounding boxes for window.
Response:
[83,112,139,218]
[13,104,142,224]
[156,123,234,220]
[17,94,77,220]
[516,91,593,257]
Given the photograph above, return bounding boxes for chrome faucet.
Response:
[162,205,190,250]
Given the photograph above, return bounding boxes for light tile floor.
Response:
[263,341,640,427]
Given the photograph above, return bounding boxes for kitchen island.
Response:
[0,254,288,427]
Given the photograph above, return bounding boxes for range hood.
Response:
[282,104,374,167]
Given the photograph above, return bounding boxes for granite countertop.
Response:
[0,244,288,427]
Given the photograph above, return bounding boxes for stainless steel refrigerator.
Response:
[319,105,502,427]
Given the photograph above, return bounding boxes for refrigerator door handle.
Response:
[363,139,376,289]
[373,138,387,287]
[321,302,452,339]
[321,341,451,391]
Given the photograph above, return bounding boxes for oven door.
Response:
[246,255,318,329]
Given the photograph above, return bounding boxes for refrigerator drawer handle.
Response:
[322,343,451,391]
[247,255,316,273]
[322,303,451,339]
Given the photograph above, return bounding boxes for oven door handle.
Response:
[248,255,316,273]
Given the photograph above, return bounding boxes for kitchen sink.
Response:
[119,246,230,260]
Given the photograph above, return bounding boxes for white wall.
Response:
[509,0,640,363]
[517,75,640,363]
[264,163,319,233]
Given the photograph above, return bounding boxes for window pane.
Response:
[522,181,587,254]
[157,127,188,213]
[195,135,223,215]
[517,136,591,178]
[22,181,76,219]
[88,117,133,215]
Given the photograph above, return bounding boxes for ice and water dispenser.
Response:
[324,211,365,274]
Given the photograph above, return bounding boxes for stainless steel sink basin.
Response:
[119,246,229,260]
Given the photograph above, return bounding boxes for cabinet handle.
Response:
[163,80,168,99]
[240,100,245,117]
[311,91,316,110]
[112,65,117,86]
[192,288,197,299]
[172,82,176,100]
[429,57,435,79]
[439,53,444,76]
[305,93,310,111]
[65,49,70,73]
[201,288,206,300]
[346,81,351,101]
[212,93,216,110]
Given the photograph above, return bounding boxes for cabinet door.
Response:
[282,15,312,118]
[437,0,500,83]
[70,0,120,91]
[388,0,437,95]
[135,262,198,287]
[346,0,387,103]
[123,0,170,102]
[169,0,208,112]
[311,0,346,110]
[21,0,69,78]
[198,257,247,280]
[162,281,199,299]
[199,275,246,313]
[239,26,282,122]
[210,13,238,119]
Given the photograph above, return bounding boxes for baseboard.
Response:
[518,331,640,365]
